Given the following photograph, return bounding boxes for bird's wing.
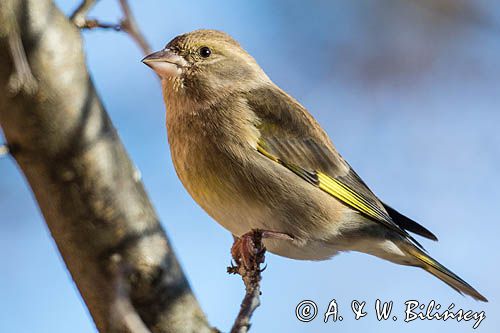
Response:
[382,203,437,241]
[245,86,435,245]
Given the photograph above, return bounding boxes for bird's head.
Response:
[143,29,269,105]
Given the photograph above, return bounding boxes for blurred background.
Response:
[1,0,499,332]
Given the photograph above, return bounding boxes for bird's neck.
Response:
[163,87,260,152]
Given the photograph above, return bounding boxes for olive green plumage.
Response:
[143,29,486,302]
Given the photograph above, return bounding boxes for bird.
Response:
[142,29,487,302]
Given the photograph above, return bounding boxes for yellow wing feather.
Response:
[257,142,423,247]
[317,172,387,222]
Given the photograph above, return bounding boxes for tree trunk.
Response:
[0,1,214,332]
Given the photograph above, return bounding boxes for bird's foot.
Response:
[227,229,293,278]
[227,229,294,333]
[228,230,265,277]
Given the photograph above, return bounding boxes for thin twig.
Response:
[79,19,121,31]
[228,230,293,332]
[71,0,151,55]
[228,230,265,333]
[231,276,262,333]
[70,0,98,27]
[118,0,151,55]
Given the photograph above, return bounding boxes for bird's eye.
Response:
[199,46,211,58]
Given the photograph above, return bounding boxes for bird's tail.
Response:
[401,243,487,302]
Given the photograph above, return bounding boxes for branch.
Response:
[230,268,262,333]
[0,1,214,332]
[118,0,151,55]
[78,19,121,31]
[70,0,97,27]
[228,230,294,332]
[72,0,151,55]
[7,32,38,94]
[0,2,37,95]
[109,254,153,333]
[228,231,265,333]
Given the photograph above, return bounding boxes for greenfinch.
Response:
[143,29,486,302]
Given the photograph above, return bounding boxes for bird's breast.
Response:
[165,100,266,235]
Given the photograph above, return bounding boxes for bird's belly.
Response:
[192,188,343,260]
[180,170,275,237]
[170,137,352,260]
[171,152,261,234]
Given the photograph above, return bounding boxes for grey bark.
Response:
[0,1,214,332]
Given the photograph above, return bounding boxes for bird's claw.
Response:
[227,229,293,277]
[227,260,238,274]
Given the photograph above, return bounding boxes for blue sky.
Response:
[1,1,499,332]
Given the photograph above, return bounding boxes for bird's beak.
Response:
[142,49,188,78]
